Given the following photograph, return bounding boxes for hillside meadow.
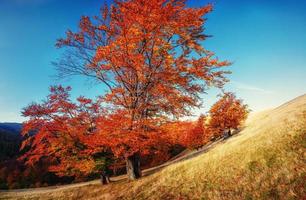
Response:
[1,95,305,200]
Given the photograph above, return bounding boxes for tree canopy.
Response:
[23,0,231,181]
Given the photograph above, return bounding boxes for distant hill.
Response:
[0,123,22,135]
[0,123,23,161]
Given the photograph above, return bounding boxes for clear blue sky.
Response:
[0,0,305,122]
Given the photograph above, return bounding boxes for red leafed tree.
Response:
[55,0,230,180]
[209,92,249,138]
[161,120,192,146]
[20,86,105,179]
[183,115,211,149]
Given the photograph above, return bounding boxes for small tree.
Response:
[209,92,249,138]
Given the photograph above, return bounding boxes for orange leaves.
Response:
[26,0,234,179]
[20,86,105,178]
[56,0,231,127]
[79,16,94,36]
[77,96,92,105]
[179,115,212,149]
[74,33,85,44]
[209,92,249,137]
[48,157,96,177]
[166,93,248,150]
[83,109,169,158]
[95,45,110,62]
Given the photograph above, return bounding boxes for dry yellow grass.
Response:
[1,94,305,200]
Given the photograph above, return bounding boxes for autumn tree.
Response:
[183,115,211,149]
[55,0,230,180]
[209,92,249,138]
[161,120,192,146]
[20,86,106,180]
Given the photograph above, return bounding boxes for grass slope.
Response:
[1,95,305,200]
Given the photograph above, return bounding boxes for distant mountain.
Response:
[0,123,23,136]
[0,123,23,161]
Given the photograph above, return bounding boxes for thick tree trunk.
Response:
[126,153,142,180]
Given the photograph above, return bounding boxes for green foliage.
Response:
[94,157,108,172]
[264,153,278,168]
[247,160,262,173]
[93,152,113,175]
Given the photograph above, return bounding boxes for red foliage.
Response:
[161,120,192,146]
[15,0,232,182]
[55,0,230,177]
[82,109,171,159]
[183,115,212,149]
[20,86,105,178]
[209,92,249,138]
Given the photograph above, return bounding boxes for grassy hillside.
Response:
[1,95,305,200]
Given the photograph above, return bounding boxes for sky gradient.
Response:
[0,0,305,122]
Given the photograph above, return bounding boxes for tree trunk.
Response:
[126,153,142,180]
[100,171,110,185]
[228,129,232,136]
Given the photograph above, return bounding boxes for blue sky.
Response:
[0,0,305,122]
